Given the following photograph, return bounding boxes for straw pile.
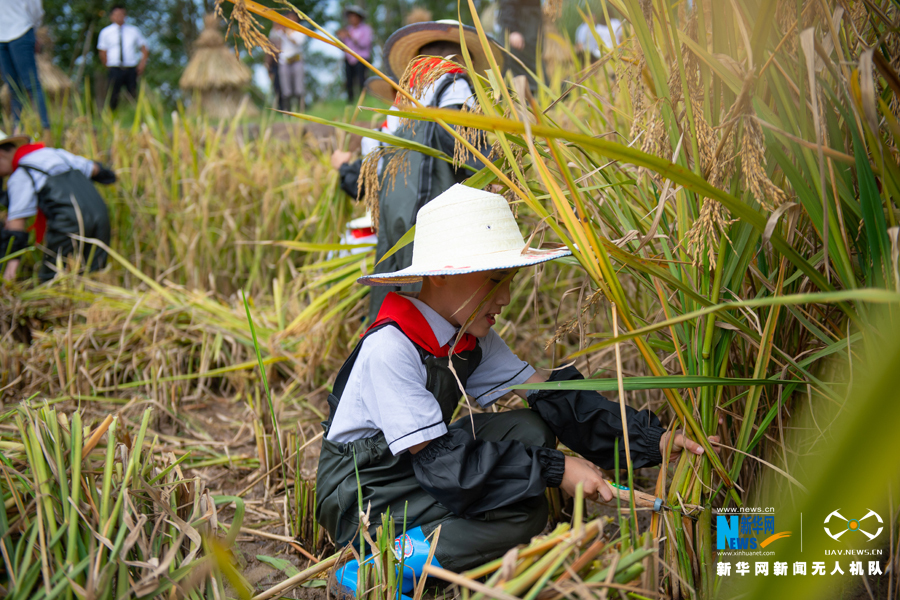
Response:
[179,14,255,119]
[404,7,433,25]
[0,28,71,113]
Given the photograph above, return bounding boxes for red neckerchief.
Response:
[350,226,375,238]
[408,56,466,89]
[11,143,48,243]
[365,292,476,357]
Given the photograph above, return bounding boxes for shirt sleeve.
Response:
[30,0,44,29]
[54,149,95,178]
[354,327,448,455]
[465,329,535,407]
[134,27,147,49]
[97,28,111,51]
[6,172,38,221]
[575,24,588,47]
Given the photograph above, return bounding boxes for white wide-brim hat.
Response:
[358,184,571,286]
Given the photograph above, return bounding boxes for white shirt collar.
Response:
[404,295,459,348]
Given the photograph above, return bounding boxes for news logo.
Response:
[716,512,791,551]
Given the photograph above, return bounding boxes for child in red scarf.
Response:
[0,131,115,281]
[317,185,719,597]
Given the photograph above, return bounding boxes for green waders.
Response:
[315,323,557,571]
[19,166,110,281]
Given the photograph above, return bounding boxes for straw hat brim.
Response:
[345,5,367,19]
[383,22,504,81]
[0,134,30,148]
[364,76,398,104]
[358,246,572,286]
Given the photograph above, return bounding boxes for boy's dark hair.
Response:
[417,41,464,59]
[110,4,126,12]
[0,142,17,154]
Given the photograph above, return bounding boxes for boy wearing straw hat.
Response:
[0,131,115,281]
[364,20,504,323]
[317,185,717,595]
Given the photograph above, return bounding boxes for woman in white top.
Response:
[269,12,306,112]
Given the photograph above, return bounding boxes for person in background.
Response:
[266,23,285,111]
[575,15,623,60]
[337,5,373,102]
[0,130,115,282]
[270,11,306,113]
[97,4,149,111]
[0,0,51,132]
[497,0,543,92]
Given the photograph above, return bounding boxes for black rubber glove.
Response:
[92,162,117,185]
[338,158,363,200]
[528,366,665,470]
[1,229,30,257]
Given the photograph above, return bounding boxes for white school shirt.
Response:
[358,75,472,163]
[97,23,147,68]
[326,296,536,455]
[419,73,476,109]
[6,148,95,221]
[0,0,43,43]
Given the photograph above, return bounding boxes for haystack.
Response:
[179,14,256,118]
[1,28,71,113]
[404,7,433,25]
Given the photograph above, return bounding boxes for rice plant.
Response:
[3,0,900,598]
[0,405,252,599]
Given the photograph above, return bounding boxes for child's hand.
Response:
[561,456,614,502]
[659,430,721,462]
[331,150,352,170]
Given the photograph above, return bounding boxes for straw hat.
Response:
[364,76,398,104]
[382,20,504,80]
[0,130,29,148]
[358,184,571,286]
[344,5,367,19]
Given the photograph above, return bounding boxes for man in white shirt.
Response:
[97,4,148,110]
[0,0,51,129]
